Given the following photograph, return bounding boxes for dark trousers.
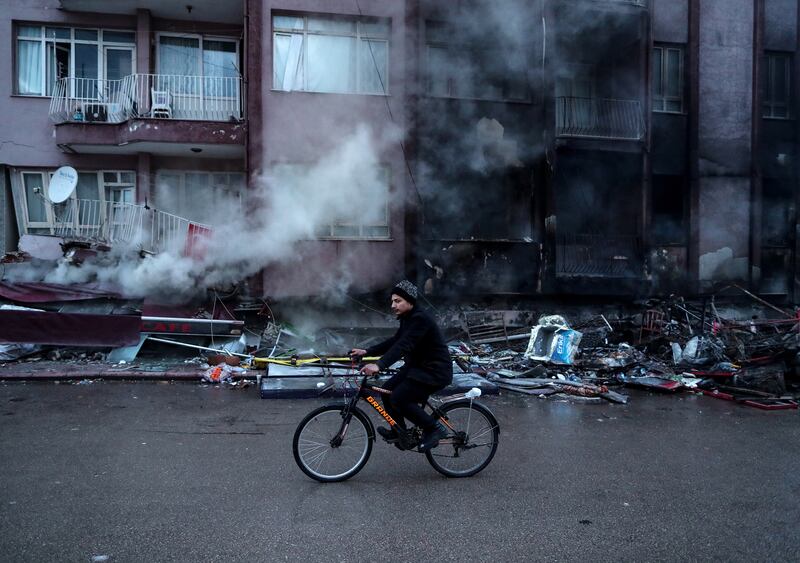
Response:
[382,370,443,432]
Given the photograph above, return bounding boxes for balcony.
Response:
[49,74,244,124]
[52,199,211,256]
[556,233,642,278]
[555,97,645,141]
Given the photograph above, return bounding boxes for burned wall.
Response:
[414,0,542,243]
[696,0,755,286]
[553,150,642,236]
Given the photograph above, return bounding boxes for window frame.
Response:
[270,162,391,241]
[652,44,685,114]
[271,13,391,95]
[14,23,136,97]
[154,170,245,222]
[155,32,241,79]
[17,169,137,234]
[763,51,793,120]
[423,20,530,103]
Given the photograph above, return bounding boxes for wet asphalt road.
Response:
[0,381,798,562]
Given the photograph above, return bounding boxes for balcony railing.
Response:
[49,73,243,124]
[555,97,645,140]
[52,199,211,256]
[577,0,648,6]
[556,233,642,277]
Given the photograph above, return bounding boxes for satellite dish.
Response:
[48,166,78,203]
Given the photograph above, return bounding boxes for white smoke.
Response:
[11,124,401,302]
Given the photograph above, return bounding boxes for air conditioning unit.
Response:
[84,104,108,122]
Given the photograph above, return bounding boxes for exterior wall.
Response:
[765,0,797,50]
[255,0,410,297]
[696,0,755,285]
[653,0,689,43]
[0,0,137,169]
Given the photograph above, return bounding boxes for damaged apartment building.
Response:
[1,0,799,307]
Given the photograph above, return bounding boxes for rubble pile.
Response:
[451,294,800,410]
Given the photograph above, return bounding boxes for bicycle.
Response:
[292,370,500,482]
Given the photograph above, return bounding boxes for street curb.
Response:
[0,362,206,381]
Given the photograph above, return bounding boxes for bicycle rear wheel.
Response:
[293,405,373,483]
[425,400,499,478]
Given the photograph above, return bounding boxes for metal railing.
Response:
[592,0,647,6]
[50,199,210,257]
[49,73,243,123]
[556,233,642,277]
[48,77,130,124]
[555,97,645,140]
[53,200,146,243]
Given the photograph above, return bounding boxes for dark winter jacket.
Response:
[366,307,453,387]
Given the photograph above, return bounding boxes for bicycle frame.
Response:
[331,375,459,448]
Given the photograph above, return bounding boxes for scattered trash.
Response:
[524,315,582,365]
[202,364,246,384]
[0,343,42,361]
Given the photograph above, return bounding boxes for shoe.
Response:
[377,426,399,443]
[417,422,448,453]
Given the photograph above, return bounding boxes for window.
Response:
[14,24,135,96]
[651,175,687,244]
[157,34,240,88]
[154,171,244,224]
[424,20,528,101]
[17,170,136,235]
[763,52,792,119]
[103,171,136,204]
[271,164,390,239]
[272,14,389,94]
[652,45,684,113]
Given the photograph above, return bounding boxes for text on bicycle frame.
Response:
[366,395,397,426]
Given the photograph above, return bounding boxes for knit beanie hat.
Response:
[391,279,418,305]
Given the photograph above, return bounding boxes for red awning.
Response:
[0,281,122,303]
[0,310,141,346]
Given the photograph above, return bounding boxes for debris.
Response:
[202,364,246,384]
[622,376,683,392]
[524,315,582,365]
[0,343,42,361]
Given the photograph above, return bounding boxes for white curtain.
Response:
[17,40,42,95]
[308,35,355,93]
[203,40,238,100]
[158,36,200,94]
[273,33,304,91]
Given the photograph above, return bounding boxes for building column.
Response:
[687,0,701,292]
[794,0,800,301]
[137,153,151,205]
[749,0,765,290]
[245,0,263,184]
[136,9,151,75]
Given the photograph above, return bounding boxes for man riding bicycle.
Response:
[350,280,453,453]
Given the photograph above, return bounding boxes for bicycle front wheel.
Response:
[293,405,373,483]
[425,400,499,478]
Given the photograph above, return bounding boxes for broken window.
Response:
[763,51,792,119]
[762,179,793,247]
[270,163,390,240]
[651,175,688,245]
[652,44,684,113]
[424,20,528,102]
[272,14,389,94]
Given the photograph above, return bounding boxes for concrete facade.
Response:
[0,0,798,302]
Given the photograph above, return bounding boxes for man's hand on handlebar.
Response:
[359,363,380,376]
[349,348,367,358]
